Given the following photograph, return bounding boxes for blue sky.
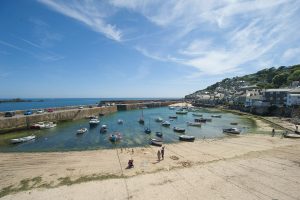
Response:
[0,0,300,98]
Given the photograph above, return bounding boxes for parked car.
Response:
[24,110,32,115]
[47,108,54,112]
[36,109,44,114]
[4,111,15,117]
[88,105,93,108]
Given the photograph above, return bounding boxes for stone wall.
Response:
[0,106,117,133]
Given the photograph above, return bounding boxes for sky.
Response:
[0,0,300,98]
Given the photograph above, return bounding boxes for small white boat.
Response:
[100,124,108,133]
[44,122,57,129]
[169,115,178,119]
[176,110,188,114]
[162,121,171,127]
[179,135,195,142]
[223,128,241,134]
[30,122,46,129]
[155,117,163,122]
[77,128,88,134]
[89,119,100,125]
[117,119,124,124]
[192,113,203,117]
[173,127,185,133]
[169,106,175,110]
[187,122,202,127]
[284,133,300,139]
[11,135,36,144]
[150,138,163,146]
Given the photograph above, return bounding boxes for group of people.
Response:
[157,146,165,161]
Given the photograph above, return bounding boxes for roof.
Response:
[265,89,291,92]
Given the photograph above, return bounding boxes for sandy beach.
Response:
[0,117,300,199]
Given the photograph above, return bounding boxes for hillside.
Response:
[186,64,300,98]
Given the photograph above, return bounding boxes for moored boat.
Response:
[192,113,203,117]
[89,118,100,126]
[187,122,202,127]
[109,132,122,142]
[176,110,188,114]
[195,118,207,123]
[230,122,238,125]
[211,115,222,118]
[155,117,163,122]
[162,121,171,127]
[169,106,175,110]
[179,135,195,142]
[284,132,300,138]
[173,127,185,133]
[169,115,178,119]
[30,122,46,129]
[11,135,36,144]
[144,127,151,134]
[156,132,163,137]
[223,128,241,134]
[100,124,108,133]
[77,128,88,134]
[44,122,57,129]
[117,119,124,124]
[150,138,163,147]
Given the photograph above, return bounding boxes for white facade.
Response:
[287,94,300,106]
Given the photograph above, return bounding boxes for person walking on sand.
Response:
[161,146,165,160]
[272,128,275,137]
[157,150,161,161]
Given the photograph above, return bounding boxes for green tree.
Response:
[288,70,300,82]
[272,72,289,88]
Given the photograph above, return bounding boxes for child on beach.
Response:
[161,146,165,160]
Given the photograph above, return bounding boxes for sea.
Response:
[0,98,177,112]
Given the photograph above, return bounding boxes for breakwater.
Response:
[0,106,117,133]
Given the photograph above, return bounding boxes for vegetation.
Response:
[0,98,44,103]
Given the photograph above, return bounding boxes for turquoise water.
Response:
[0,107,257,152]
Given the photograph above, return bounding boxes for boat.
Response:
[144,127,151,134]
[89,118,100,126]
[195,118,207,123]
[176,110,188,114]
[117,119,124,124]
[169,106,175,110]
[156,132,163,138]
[187,122,202,127]
[162,121,171,127]
[138,109,145,124]
[284,132,300,138]
[211,115,222,118]
[11,135,36,144]
[173,127,185,133]
[86,115,97,119]
[44,122,56,129]
[150,138,163,147]
[109,132,122,142]
[77,128,88,134]
[223,128,241,134]
[100,124,108,133]
[179,135,195,142]
[204,118,212,122]
[230,122,238,125]
[169,115,178,119]
[192,113,203,117]
[155,117,163,122]
[30,122,46,129]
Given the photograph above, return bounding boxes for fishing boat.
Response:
[179,135,195,142]
[89,118,100,126]
[223,128,241,134]
[187,122,202,127]
[77,128,88,134]
[211,115,222,118]
[30,122,46,129]
[169,115,178,119]
[156,132,163,138]
[162,121,171,127]
[176,110,188,114]
[284,132,300,138]
[144,127,151,134]
[11,135,36,144]
[100,124,108,133]
[150,138,163,147]
[44,122,57,129]
[173,127,185,133]
[109,132,122,142]
[155,117,163,122]
[117,119,124,124]
[192,113,203,117]
[230,122,238,125]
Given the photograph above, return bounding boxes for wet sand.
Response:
[0,118,300,199]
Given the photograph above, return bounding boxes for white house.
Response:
[287,88,300,106]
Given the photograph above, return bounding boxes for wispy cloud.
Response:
[38,0,122,41]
